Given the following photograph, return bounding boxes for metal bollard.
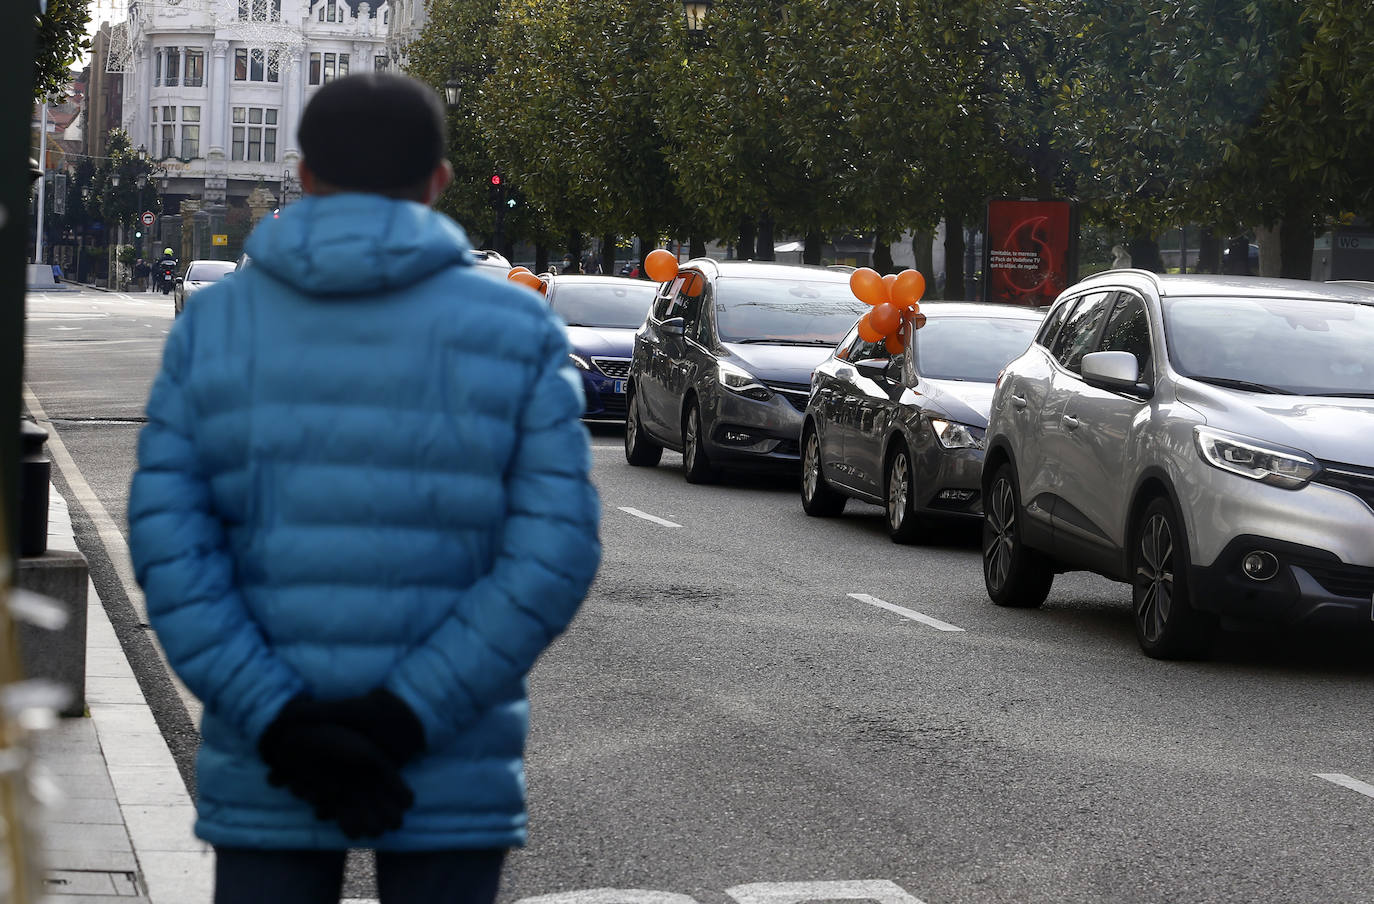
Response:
[19,419,50,558]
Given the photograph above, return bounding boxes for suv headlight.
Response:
[569,353,592,371]
[929,417,985,450]
[718,360,772,401]
[1193,425,1319,489]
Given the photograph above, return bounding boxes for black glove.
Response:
[258,696,415,839]
[286,688,427,767]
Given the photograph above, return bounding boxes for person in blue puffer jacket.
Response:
[127,73,601,904]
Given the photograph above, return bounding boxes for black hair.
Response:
[298,72,446,200]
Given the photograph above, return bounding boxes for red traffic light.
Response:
[490,174,502,186]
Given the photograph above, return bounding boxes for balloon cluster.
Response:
[848,267,927,355]
[507,266,547,294]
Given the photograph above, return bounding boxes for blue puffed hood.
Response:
[244,193,474,296]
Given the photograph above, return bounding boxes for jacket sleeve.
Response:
[384,317,602,748]
[127,315,305,742]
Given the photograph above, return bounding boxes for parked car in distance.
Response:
[624,260,869,482]
[545,274,658,421]
[174,259,237,316]
[471,249,511,279]
[802,303,1043,542]
[982,271,1374,659]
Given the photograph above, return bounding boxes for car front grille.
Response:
[1314,461,1374,512]
[1302,562,1374,600]
[763,380,811,412]
[593,357,631,379]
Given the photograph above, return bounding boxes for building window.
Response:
[240,0,281,21]
[374,55,387,71]
[184,49,204,87]
[181,106,200,158]
[150,106,158,152]
[323,52,336,83]
[154,50,162,86]
[234,47,280,82]
[338,53,349,77]
[165,47,180,87]
[231,106,279,163]
[309,52,321,84]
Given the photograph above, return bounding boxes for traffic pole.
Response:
[34,103,46,265]
[3,1,37,563]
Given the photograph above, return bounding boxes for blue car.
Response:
[545,274,659,421]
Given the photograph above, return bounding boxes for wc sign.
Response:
[514,880,929,904]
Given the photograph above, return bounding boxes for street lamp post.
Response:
[443,79,461,108]
[683,0,713,41]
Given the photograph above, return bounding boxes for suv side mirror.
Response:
[659,317,686,337]
[1082,350,1152,398]
[854,358,892,378]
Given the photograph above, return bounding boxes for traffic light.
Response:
[487,173,504,207]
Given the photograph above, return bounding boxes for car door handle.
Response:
[1061,415,1080,430]
[1011,394,1028,410]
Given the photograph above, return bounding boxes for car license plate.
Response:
[613,380,626,394]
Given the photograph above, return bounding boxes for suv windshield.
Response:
[549,283,656,329]
[715,277,869,344]
[1163,295,1374,397]
[913,316,1039,382]
[187,262,235,282]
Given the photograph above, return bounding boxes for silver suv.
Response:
[982,272,1374,658]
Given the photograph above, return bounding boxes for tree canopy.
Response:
[35,0,89,101]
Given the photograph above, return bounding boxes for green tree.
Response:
[91,130,163,247]
[35,0,90,101]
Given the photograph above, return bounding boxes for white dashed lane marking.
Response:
[848,593,965,632]
[1316,773,1374,800]
[618,506,682,528]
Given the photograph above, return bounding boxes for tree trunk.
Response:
[565,230,584,273]
[756,212,775,260]
[535,243,549,275]
[872,234,895,274]
[600,232,616,275]
[1278,198,1315,280]
[737,216,756,261]
[689,234,706,259]
[803,231,823,265]
[1255,224,1282,277]
[943,212,965,300]
[1197,227,1220,273]
[911,230,935,296]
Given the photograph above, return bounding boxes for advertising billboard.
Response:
[983,199,1078,306]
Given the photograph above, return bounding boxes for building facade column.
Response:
[207,40,230,157]
[130,40,151,146]
[281,49,304,160]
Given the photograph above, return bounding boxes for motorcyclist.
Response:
[157,248,179,295]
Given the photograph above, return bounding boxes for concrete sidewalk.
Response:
[32,488,212,903]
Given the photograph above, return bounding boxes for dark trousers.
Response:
[213,846,507,904]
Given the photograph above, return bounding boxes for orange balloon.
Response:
[870,302,900,336]
[885,333,905,355]
[682,271,704,297]
[881,273,897,301]
[908,311,928,331]
[643,249,680,283]
[892,270,926,306]
[511,271,543,291]
[849,267,887,306]
[856,313,884,343]
[507,266,531,280]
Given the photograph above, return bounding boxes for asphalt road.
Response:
[23,286,1374,904]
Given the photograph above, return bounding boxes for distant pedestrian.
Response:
[134,258,151,292]
[1111,244,1133,269]
[127,72,601,904]
[583,251,602,275]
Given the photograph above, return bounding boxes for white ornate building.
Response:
[118,0,392,213]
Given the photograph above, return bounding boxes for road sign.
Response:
[211,234,228,246]
[140,211,155,226]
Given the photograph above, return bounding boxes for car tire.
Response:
[681,400,718,484]
[982,462,1053,608]
[886,441,931,544]
[624,385,662,467]
[800,422,846,517]
[1131,497,1216,660]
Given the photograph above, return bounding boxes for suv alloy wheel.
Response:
[624,385,663,467]
[1131,497,1216,659]
[682,400,718,484]
[800,422,846,516]
[982,462,1054,607]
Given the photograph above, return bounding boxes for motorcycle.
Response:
[159,265,176,295]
